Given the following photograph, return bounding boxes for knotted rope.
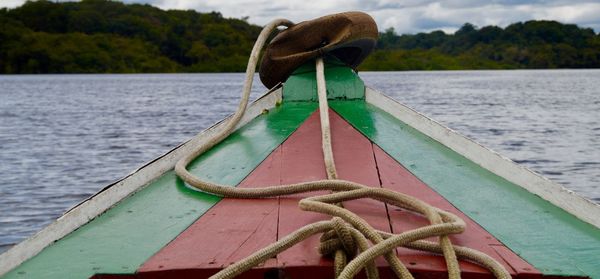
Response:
[175,18,511,279]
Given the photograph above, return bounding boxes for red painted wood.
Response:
[131,108,542,279]
[329,109,392,269]
[136,147,283,279]
[330,109,390,233]
[277,109,392,274]
[373,144,542,279]
[277,109,331,269]
[490,245,543,279]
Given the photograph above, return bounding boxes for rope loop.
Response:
[333,217,357,257]
[318,217,357,258]
[175,18,512,279]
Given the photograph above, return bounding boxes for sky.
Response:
[2,0,600,34]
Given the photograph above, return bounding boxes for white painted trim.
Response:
[365,86,600,229]
[0,87,282,276]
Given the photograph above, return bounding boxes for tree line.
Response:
[0,0,261,73]
[1,0,599,74]
[362,22,600,70]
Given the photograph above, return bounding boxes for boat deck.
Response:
[135,110,542,279]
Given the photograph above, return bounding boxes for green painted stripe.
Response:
[3,102,317,279]
[330,100,600,278]
[283,58,365,101]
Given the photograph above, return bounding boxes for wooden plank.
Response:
[277,109,330,274]
[1,102,317,279]
[329,110,391,269]
[276,109,392,278]
[373,145,541,278]
[330,110,389,231]
[330,100,600,278]
[136,147,283,279]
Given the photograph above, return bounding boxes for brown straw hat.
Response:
[259,11,378,89]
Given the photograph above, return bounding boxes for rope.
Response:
[316,57,337,180]
[175,18,512,279]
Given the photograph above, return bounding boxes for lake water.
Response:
[0,70,599,253]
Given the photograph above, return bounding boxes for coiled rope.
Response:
[175,18,511,279]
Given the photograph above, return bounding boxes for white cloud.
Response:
[531,3,600,23]
[1,0,599,34]
[0,0,28,8]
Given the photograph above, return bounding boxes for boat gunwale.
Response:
[364,86,600,229]
[0,85,283,277]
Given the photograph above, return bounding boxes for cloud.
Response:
[0,0,27,8]
[2,0,599,34]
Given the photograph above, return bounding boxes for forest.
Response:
[1,0,599,73]
[365,22,600,70]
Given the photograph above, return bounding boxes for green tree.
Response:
[1,0,598,73]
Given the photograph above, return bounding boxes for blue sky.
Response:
[2,0,599,34]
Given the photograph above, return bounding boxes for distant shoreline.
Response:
[1,1,599,74]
